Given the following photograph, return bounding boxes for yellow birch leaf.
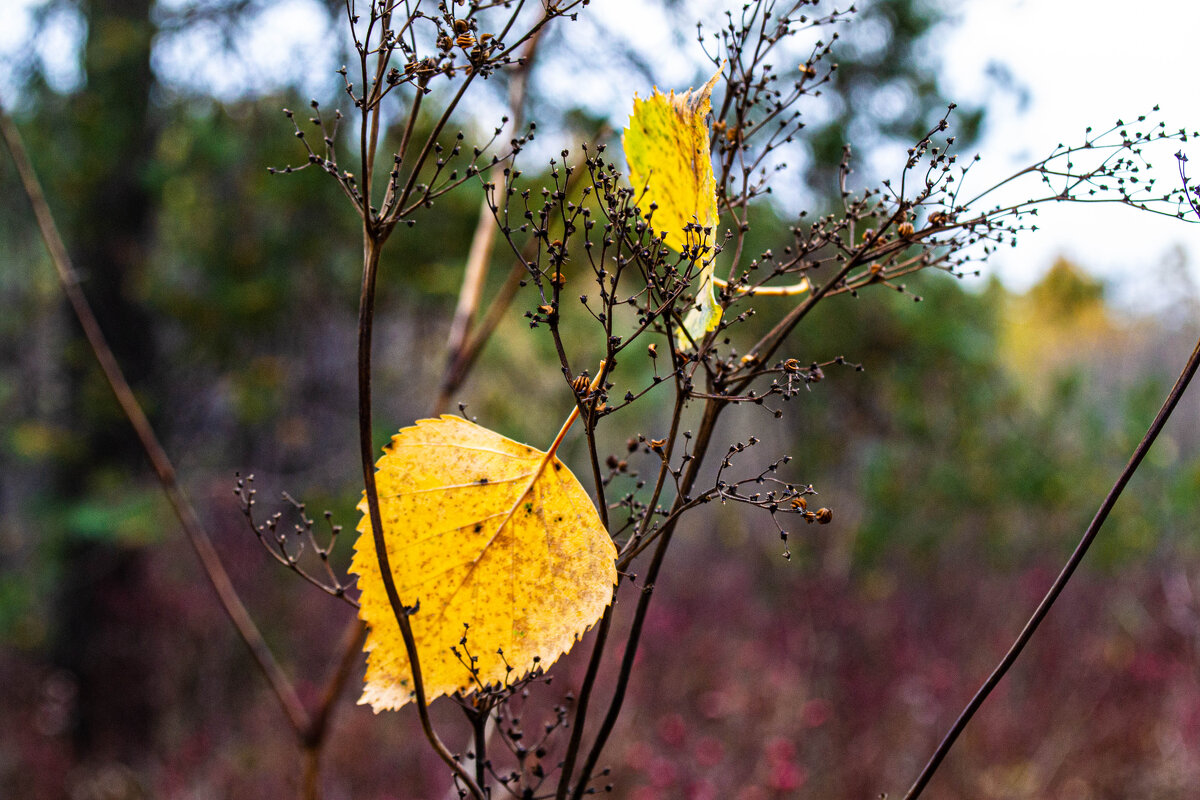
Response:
[623,70,723,345]
[352,415,617,712]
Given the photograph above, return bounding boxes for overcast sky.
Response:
[3,0,1198,303]
[940,0,1199,301]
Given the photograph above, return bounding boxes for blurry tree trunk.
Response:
[71,0,158,400]
[53,0,162,766]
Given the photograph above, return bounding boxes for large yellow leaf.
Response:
[623,70,723,344]
[352,415,617,711]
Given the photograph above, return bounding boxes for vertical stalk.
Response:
[473,709,488,791]
[357,234,485,800]
[567,398,726,800]
[302,746,321,800]
[556,386,687,800]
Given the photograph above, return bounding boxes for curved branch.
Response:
[0,102,311,736]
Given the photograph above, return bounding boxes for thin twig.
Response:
[436,144,598,412]
[0,102,311,736]
[902,332,1200,799]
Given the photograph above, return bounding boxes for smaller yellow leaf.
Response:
[352,415,617,711]
[676,270,723,349]
[623,71,720,252]
[623,70,724,346]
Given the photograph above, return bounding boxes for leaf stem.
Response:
[545,360,607,461]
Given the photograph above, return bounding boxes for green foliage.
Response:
[783,270,1200,574]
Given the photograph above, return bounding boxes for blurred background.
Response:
[2,0,1200,797]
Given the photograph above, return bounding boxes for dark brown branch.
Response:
[357,236,485,800]
[568,396,726,800]
[902,332,1200,799]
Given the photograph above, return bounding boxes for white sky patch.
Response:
[938,0,1200,300]
[152,0,341,101]
[0,1,87,99]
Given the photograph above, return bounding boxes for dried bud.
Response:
[783,358,801,372]
[415,58,437,80]
[897,221,915,237]
[571,375,590,395]
[814,507,833,524]
[453,18,470,33]
[789,496,807,511]
[861,229,875,242]
[606,455,619,469]
[647,343,658,359]
[648,438,667,452]
[457,32,477,48]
